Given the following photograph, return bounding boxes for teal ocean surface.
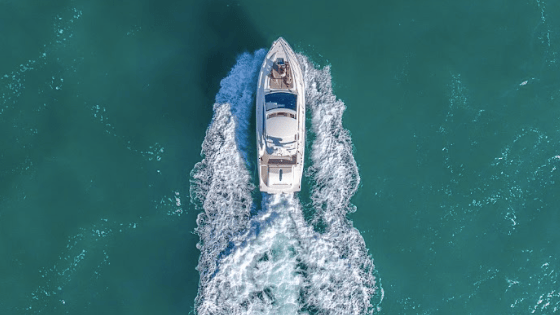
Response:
[1,0,559,314]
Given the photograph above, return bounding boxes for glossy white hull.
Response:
[256,38,305,194]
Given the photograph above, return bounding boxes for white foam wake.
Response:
[195,190,378,315]
[190,49,265,314]
[299,54,382,314]
[196,193,305,314]
[191,50,380,315]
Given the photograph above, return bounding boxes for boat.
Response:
[256,37,305,194]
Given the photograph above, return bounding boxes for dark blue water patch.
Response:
[248,103,262,215]
[299,108,315,226]
[199,0,266,100]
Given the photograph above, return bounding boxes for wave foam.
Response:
[196,194,304,314]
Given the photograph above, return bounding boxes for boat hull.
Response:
[256,38,305,194]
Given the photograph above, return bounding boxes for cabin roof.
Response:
[266,116,298,139]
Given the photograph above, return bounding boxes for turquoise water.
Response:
[1,0,560,314]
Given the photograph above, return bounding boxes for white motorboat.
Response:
[256,37,305,194]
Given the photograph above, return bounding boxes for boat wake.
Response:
[190,50,381,315]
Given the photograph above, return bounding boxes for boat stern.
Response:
[258,164,302,194]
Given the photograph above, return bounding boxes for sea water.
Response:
[2,0,560,314]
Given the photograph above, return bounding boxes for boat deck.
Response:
[269,61,294,90]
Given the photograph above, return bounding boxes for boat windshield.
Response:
[265,93,297,111]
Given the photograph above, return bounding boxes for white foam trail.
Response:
[196,194,305,314]
[300,58,360,218]
[190,49,265,314]
[299,54,381,314]
[191,50,380,315]
[195,190,377,315]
